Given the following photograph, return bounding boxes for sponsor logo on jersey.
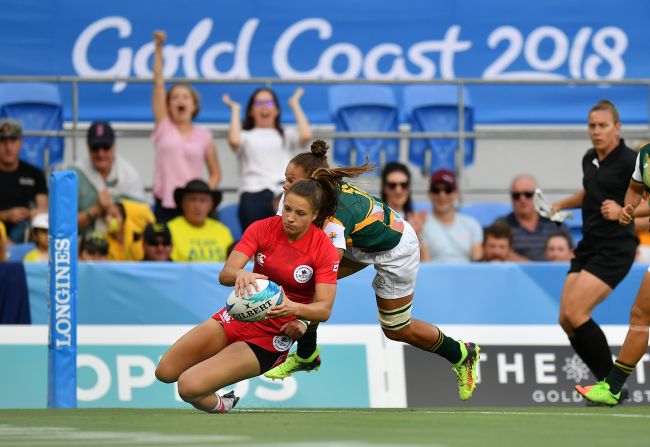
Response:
[272,335,293,352]
[328,231,337,242]
[256,252,266,266]
[293,265,314,283]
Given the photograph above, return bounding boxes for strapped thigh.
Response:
[378,301,412,331]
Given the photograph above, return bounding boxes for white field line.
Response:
[235,408,650,419]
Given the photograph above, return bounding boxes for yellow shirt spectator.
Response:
[168,216,233,262]
[0,221,7,261]
[106,199,155,261]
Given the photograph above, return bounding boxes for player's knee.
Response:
[381,324,411,342]
[176,372,200,402]
[155,358,177,384]
[629,304,650,326]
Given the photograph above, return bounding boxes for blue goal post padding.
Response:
[47,170,78,408]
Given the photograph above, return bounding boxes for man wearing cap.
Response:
[79,231,109,261]
[65,120,145,235]
[419,169,483,262]
[143,222,173,261]
[167,179,233,262]
[0,118,48,243]
[495,174,570,261]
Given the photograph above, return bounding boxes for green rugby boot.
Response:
[452,341,480,401]
[264,347,321,380]
[576,381,620,407]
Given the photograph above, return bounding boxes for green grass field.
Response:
[1,407,649,447]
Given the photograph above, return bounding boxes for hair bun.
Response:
[310,139,329,158]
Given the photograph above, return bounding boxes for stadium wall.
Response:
[2,263,649,408]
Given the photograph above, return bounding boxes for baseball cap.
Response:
[0,118,23,139]
[430,169,457,191]
[81,231,109,255]
[87,121,115,149]
[31,213,49,230]
[143,223,172,245]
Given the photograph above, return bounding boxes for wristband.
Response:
[296,318,310,329]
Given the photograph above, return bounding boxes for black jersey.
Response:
[581,138,636,239]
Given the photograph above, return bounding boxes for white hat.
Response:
[32,213,49,230]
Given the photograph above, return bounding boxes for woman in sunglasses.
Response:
[152,30,222,223]
[222,87,312,232]
[419,169,483,262]
[552,99,638,401]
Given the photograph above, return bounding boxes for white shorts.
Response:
[343,221,420,299]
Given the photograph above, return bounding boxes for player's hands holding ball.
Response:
[266,287,299,318]
[234,269,268,298]
[618,204,636,225]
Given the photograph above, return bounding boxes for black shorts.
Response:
[245,342,285,374]
[569,235,638,289]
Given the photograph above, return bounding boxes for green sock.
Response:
[606,360,634,394]
[428,329,463,364]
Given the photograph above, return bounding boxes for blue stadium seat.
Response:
[460,202,512,228]
[564,208,583,246]
[6,243,36,262]
[403,85,474,174]
[329,85,399,169]
[219,203,242,241]
[0,83,64,170]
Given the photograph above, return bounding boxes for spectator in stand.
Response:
[0,221,7,262]
[23,213,49,262]
[419,169,483,262]
[481,223,513,262]
[67,121,145,237]
[222,86,312,231]
[142,223,173,262]
[495,174,571,261]
[168,179,234,262]
[381,162,414,218]
[79,231,109,261]
[380,162,427,242]
[152,30,221,223]
[0,119,48,243]
[545,233,574,262]
[104,200,154,261]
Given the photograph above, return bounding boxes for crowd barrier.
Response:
[2,262,649,408]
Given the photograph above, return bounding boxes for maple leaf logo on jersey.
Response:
[294,265,314,283]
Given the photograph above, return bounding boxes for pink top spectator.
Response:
[152,117,213,208]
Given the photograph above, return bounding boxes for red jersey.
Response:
[235,216,339,304]
[213,216,339,354]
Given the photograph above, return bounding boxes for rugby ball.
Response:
[226,279,283,322]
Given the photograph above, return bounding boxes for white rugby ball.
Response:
[226,279,283,322]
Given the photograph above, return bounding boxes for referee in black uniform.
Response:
[552,99,638,393]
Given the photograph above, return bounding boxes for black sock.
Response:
[297,324,319,359]
[607,360,634,394]
[428,328,463,364]
[569,319,614,381]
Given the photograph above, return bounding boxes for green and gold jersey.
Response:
[633,144,650,192]
[322,181,405,252]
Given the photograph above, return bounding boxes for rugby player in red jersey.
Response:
[155,179,339,413]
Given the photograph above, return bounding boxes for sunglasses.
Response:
[253,100,275,107]
[90,145,112,152]
[385,181,409,190]
[511,191,534,200]
[431,185,454,195]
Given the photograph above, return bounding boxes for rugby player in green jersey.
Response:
[265,139,480,401]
